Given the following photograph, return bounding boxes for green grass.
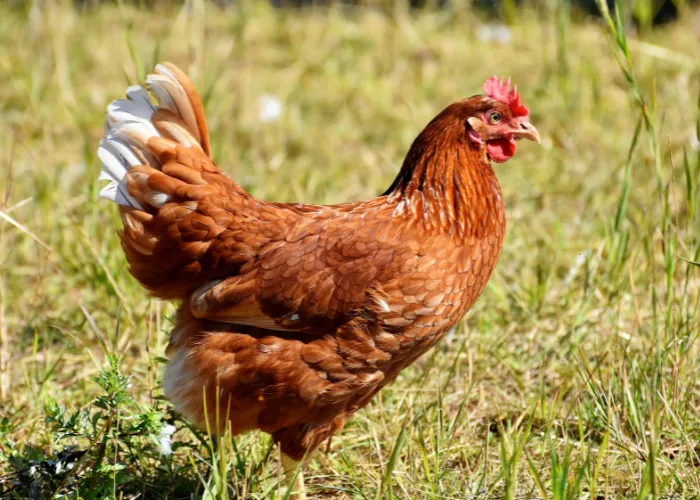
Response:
[1,0,699,498]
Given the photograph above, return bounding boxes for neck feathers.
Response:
[386,117,505,240]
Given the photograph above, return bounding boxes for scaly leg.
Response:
[281,453,306,500]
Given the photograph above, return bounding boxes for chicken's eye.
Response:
[488,111,502,124]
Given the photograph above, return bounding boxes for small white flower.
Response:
[617,331,631,341]
[690,130,699,151]
[259,95,283,123]
[564,250,589,286]
[55,461,62,474]
[29,464,37,477]
[477,24,512,45]
[157,424,176,456]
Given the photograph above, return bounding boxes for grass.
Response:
[0,0,699,498]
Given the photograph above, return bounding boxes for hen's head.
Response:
[437,76,540,164]
[387,76,540,200]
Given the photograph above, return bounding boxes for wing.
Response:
[188,202,428,333]
[186,197,498,341]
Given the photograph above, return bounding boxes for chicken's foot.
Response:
[281,453,306,500]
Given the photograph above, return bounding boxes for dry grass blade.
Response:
[0,209,51,252]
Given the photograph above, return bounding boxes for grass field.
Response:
[0,1,699,498]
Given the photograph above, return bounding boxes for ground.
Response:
[0,1,698,498]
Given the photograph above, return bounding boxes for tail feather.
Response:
[150,64,211,157]
[98,62,224,298]
[98,137,145,209]
[98,63,211,211]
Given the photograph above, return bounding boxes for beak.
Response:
[513,119,541,144]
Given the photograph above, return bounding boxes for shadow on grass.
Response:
[0,444,203,500]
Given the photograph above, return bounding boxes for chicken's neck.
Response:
[385,130,506,240]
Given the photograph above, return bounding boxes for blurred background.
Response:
[0,0,699,498]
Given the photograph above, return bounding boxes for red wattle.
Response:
[486,136,517,163]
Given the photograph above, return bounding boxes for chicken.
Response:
[98,63,539,496]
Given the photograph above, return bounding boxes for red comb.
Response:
[483,76,529,117]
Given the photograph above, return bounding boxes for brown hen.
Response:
[98,64,539,496]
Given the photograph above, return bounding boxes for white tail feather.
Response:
[98,64,201,209]
[98,139,144,209]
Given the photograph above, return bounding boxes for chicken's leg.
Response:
[281,453,306,500]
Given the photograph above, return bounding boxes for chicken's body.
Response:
[98,64,537,465]
[160,162,505,460]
